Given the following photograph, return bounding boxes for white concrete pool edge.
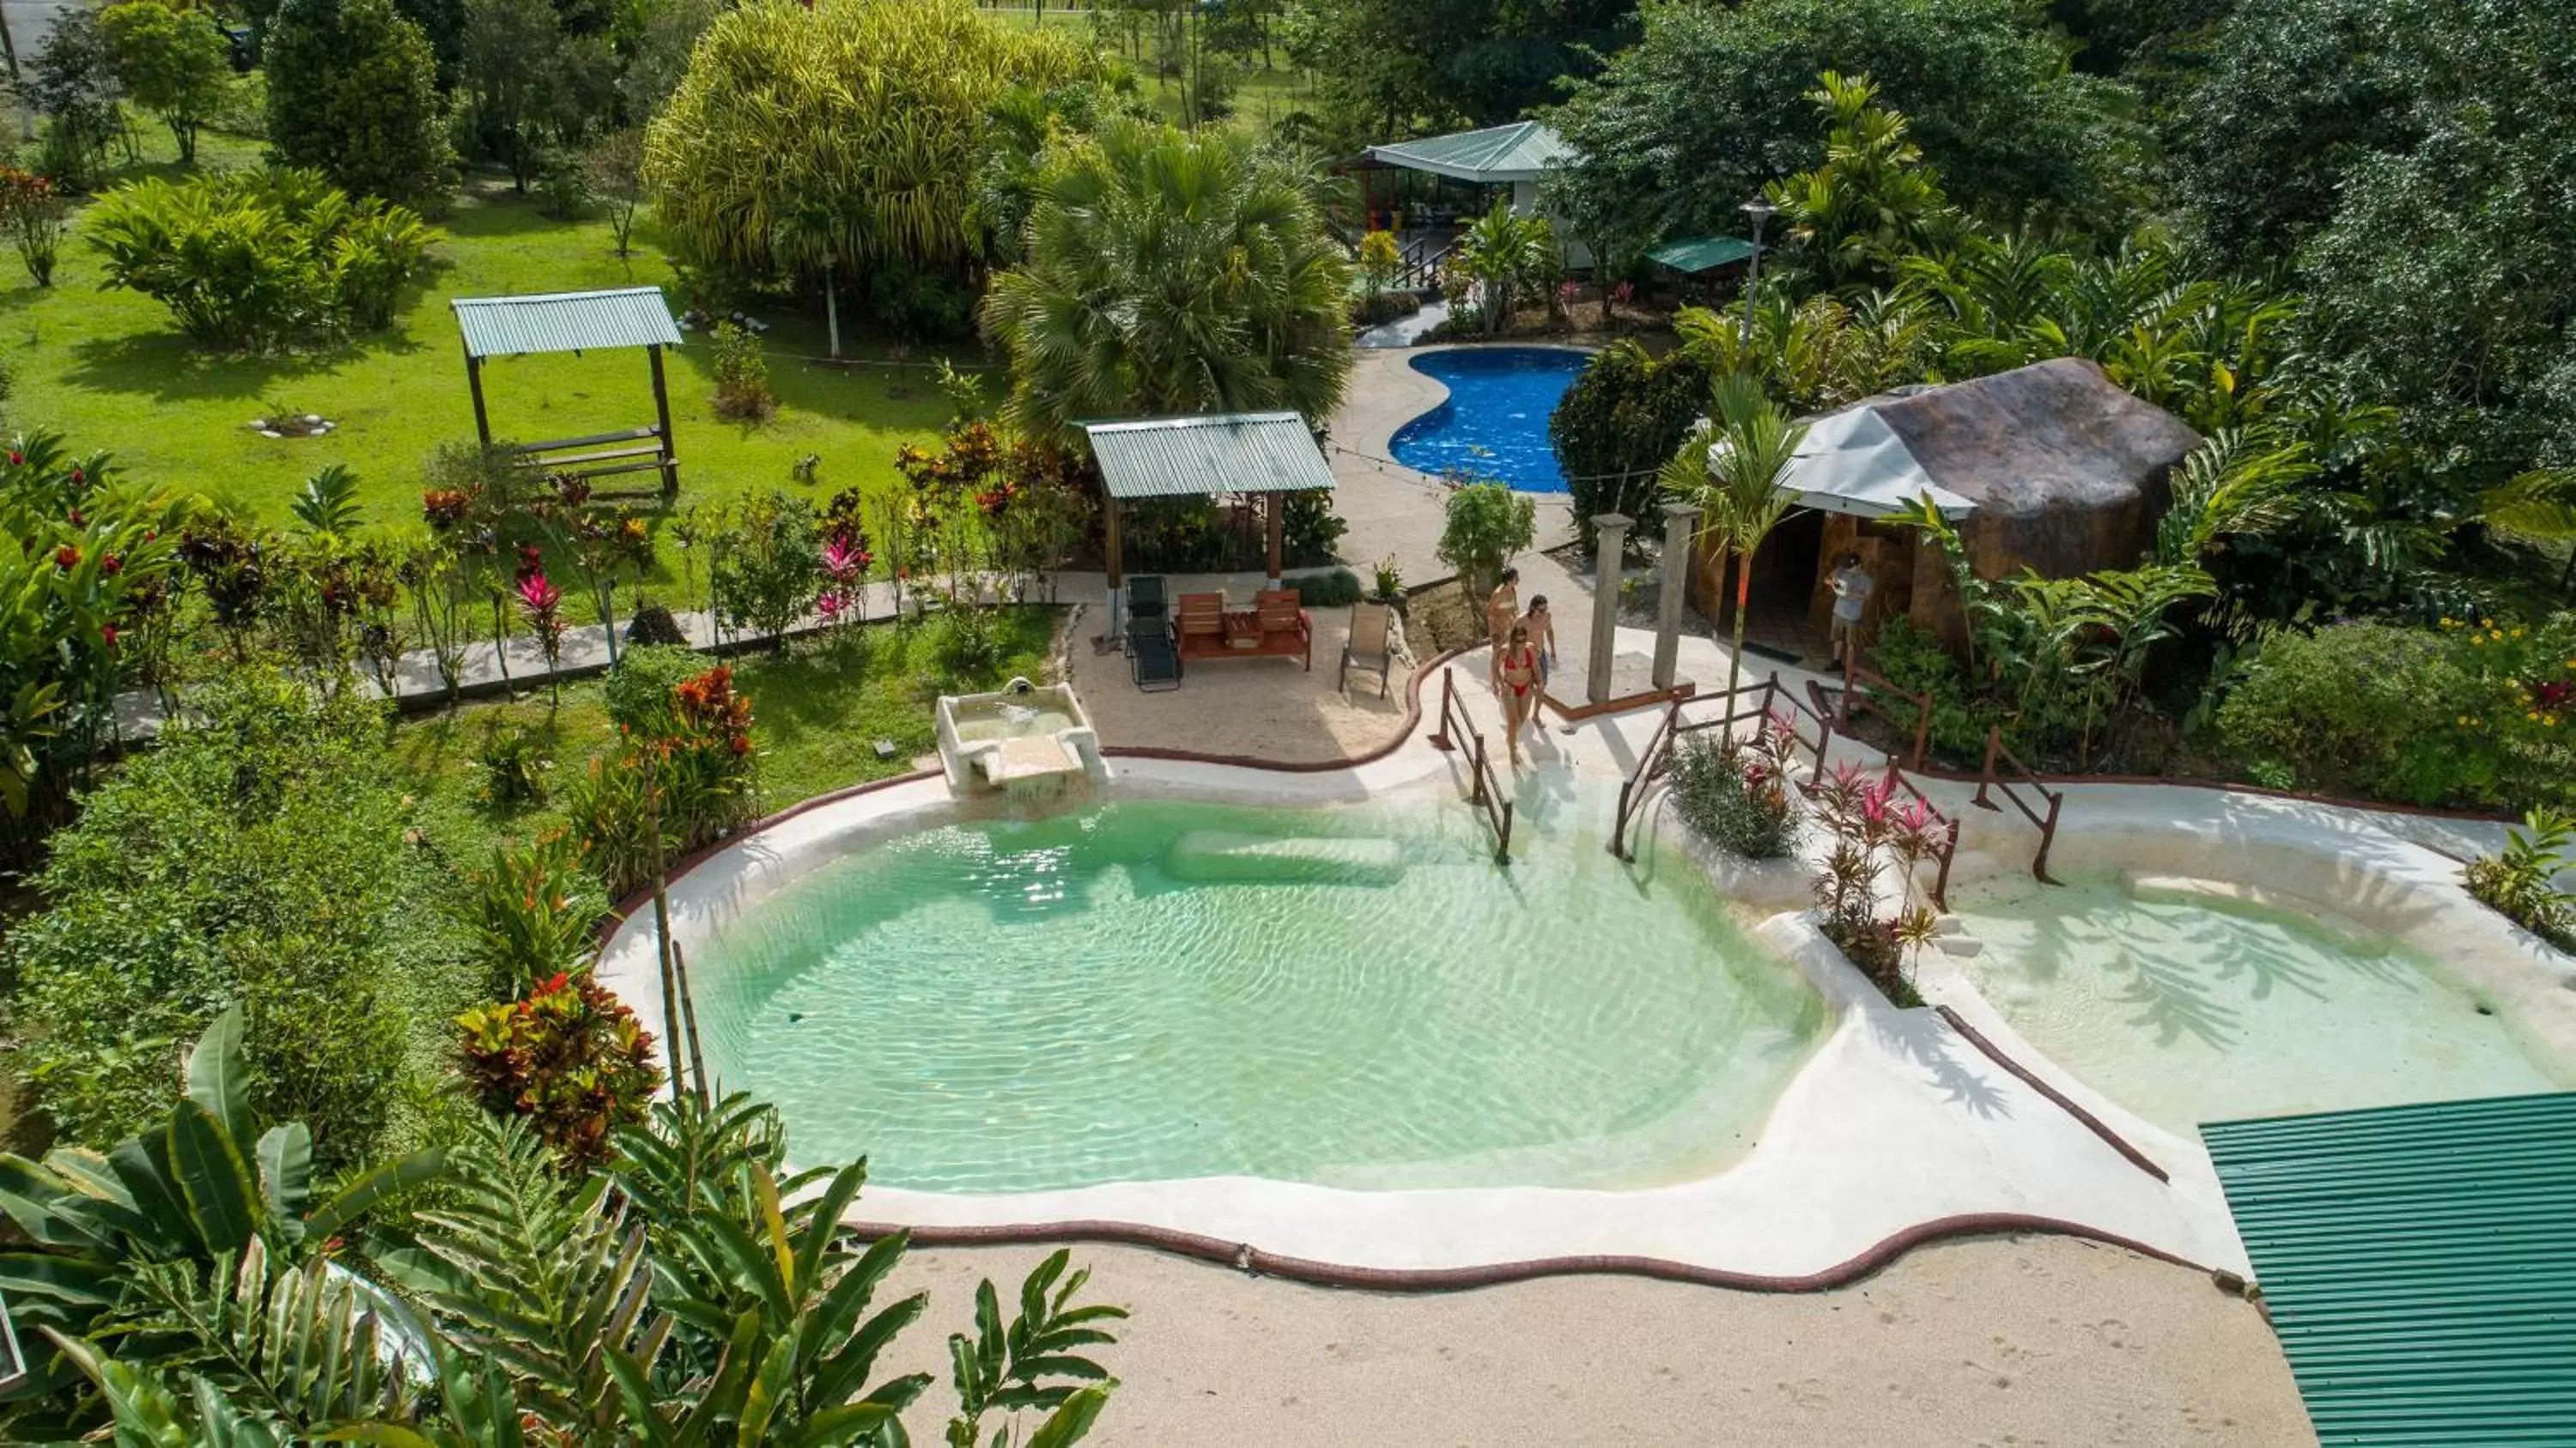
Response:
[596,627,2573,1283]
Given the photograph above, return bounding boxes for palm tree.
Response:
[1455,198,1554,335]
[2482,466,2576,592]
[1661,372,1807,699]
[978,119,1356,448]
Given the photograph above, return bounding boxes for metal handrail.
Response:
[1431,668,1514,865]
[1973,725,2064,885]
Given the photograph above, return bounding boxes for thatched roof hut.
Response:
[1692,357,2204,656]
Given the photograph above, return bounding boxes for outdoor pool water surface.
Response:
[1388,347,1589,492]
[1949,875,2573,1134]
[687,787,1825,1194]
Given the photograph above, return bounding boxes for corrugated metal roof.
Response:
[1363,121,1573,184]
[1082,413,1336,500]
[453,287,683,359]
[1646,234,1757,274]
[2203,1092,2576,1447]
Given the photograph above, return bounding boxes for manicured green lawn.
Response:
[3,129,969,539]
[389,607,1060,865]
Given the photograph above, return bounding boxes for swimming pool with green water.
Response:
[1950,875,2573,1134]
[688,788,1826,1194]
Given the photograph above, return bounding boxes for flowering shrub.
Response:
[514,566,566,679]
[1667,716,1800,860]
[455,971,659,1171]
[569,657,759,897]
[1807,757,1947,1005]
[710,321,775,421]
[2217,614,2576,809]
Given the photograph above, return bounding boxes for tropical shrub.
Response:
[1807,758,1947,1005]
[2463,810,2576,952]
[708,319,775,420]
[646,0,1092,313]
[21,8,121,192]
[100,0,234,164]
[1284,489,1349,566]
[709,490,821,648]
[623,599,688,647]
[0,433,191,860]
[3,668,422,1155]
[2216,616,2576,809]
[602,642,704,733]
[473,724,550,808]
[465,830,603,995]
[1453,198,1556,334]
[981,118,1354,447]
[1551,340,1710,545]
[0,167,70,285]
[1434,483,1537,598]
[1291,568,1364,608]
[85,168,436,350]
[0,1008,444,1437]
[264,0,453,204]
[455,971,659,1171]
[1668,722,1800,860]
[567,660,759,897]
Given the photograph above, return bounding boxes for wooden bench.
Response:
[1175,590,1311,670]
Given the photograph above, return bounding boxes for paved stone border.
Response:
[840,1213,2205,1293]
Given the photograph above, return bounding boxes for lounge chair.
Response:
[1127,613,1182,691]
[1341,601,1396,696]
[1128,575,1167,623]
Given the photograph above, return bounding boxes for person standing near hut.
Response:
[1829,552,1874,666]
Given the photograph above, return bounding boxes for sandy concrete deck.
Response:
[880,1236,2313,1446]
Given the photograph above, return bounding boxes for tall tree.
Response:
[265,0,453,204]
[99,0,234,164]
[1284,0,1638,141]
[979,119,1355,447]
[459,0,611,192]
[1548,0,2141,264]
[1659,373,1804,698]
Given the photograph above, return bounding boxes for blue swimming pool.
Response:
[1388,347,1590,493]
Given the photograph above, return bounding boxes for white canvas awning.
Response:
[1779,405,1976,519]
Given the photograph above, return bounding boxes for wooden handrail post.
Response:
[2033,789,2063,885]
[1909,692,1931,771]
[1972,726,2002,810]
[1933,817,1959,910]
[1611,778,1634,859]
[1432,668,1455,751]
[1469,731,1487,806]
[1497,799,1515,865]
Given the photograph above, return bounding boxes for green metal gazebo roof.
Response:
[1362,121,1573,184]
[453,287,683,359]
[1081,413,1336,501]
[2204,1092,2576,1446]
[1646,234,1757,275]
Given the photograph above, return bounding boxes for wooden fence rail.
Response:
[1431,668,1514,865]
[1974,725,2065,885]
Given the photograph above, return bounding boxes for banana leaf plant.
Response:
[0,1007,446,1426]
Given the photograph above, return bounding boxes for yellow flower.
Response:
[2512,628,2526,638]
[2471,636,2485,647]
[2528,710,2541,721]
[2481,618,2494,628]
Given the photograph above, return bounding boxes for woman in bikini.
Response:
[1485,566,1520,691]
[1496,623,1540,765]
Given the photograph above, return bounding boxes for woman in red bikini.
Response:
[1496,623,1540,765]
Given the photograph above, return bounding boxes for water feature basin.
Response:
[682,783,1826,1195]
[1389,347,1590,492]
[934,678,1103,798]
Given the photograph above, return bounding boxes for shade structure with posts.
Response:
[452,286,688,500]
[1080,412,1338,591]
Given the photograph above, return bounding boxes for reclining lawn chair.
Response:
[1340,600,1399,696]
[1127,575,1167,624]
[1127,611,1182,691]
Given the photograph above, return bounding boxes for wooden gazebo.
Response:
[1081,412,1338,588]
[452,287,686,499]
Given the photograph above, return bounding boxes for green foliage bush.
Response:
[709,491,819,648]
[1283,490,1348,566]
[472,721,551,806]
[708,319,775,421]
[566,660,759,897]
[1435,483,1538,597]
[602,643,706,733]
[2215,616,2576,809]
[1551,340,1710,549]
[2462,810,2576,952]
[465,830,605,995]
[1667,729,1799,860]
[4,670,422,1159]
[85,168,436,350]
[1291,568,1364,608]
[99,0,234,163]
[264,0,453,204]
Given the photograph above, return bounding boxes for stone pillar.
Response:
[1654,502,1698,690]
[1588,513,1631,705]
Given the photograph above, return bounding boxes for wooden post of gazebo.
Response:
[452,287,688,500]
[464,347,493,447]
[1266,492,1285,586]
[647,342,678,500]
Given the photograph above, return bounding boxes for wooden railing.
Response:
[1609,676,1809,861]
[1973,725,2065,885]
[1826,656,1934,770]
[1430,667,1514,865]
[1398,235,1456,291]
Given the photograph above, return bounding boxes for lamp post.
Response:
[1739,197,1777,341]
